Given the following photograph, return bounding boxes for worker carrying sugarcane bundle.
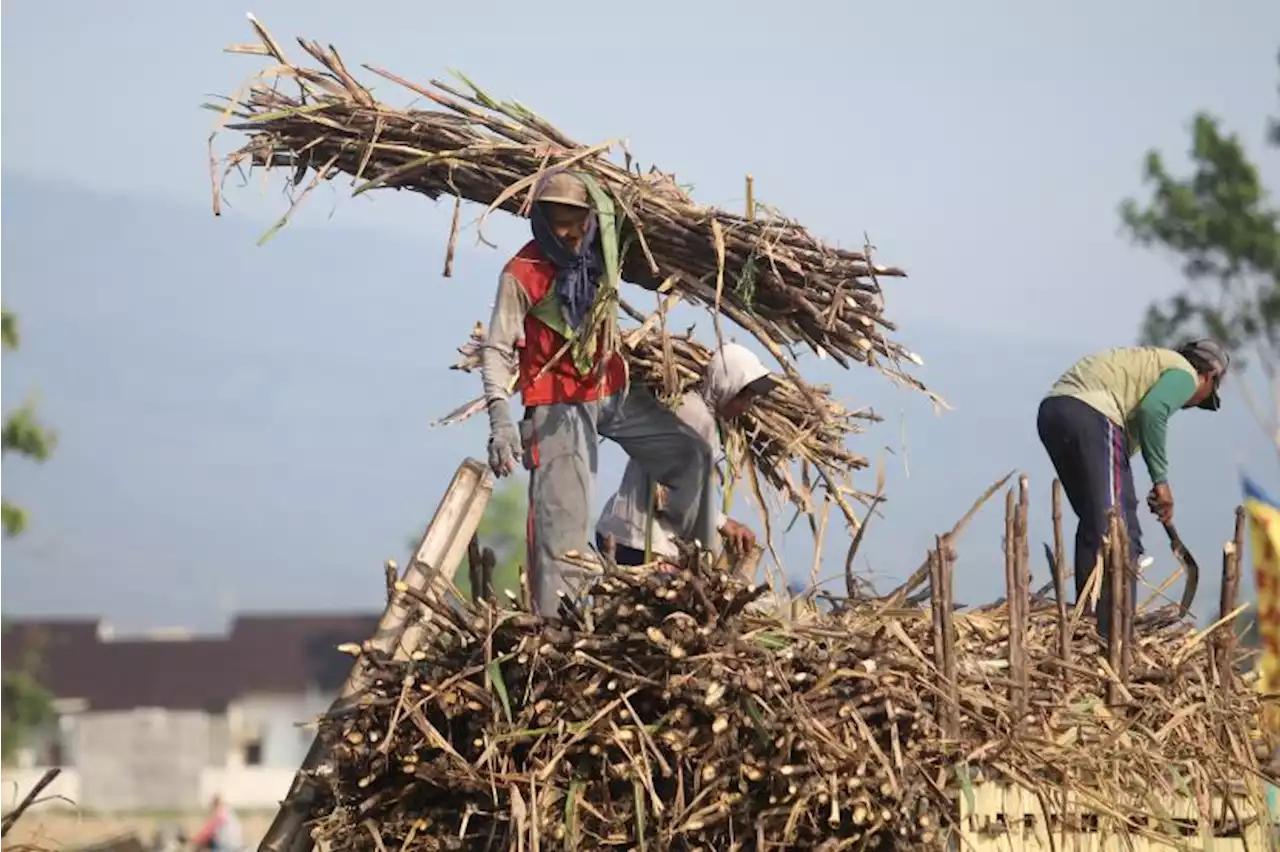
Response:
[1036,339,1229,637]
[595,342,774,568]
[479,169,716,615]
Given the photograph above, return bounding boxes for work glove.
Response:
[486,398,522,478]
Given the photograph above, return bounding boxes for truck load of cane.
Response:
[209,17,1278,851]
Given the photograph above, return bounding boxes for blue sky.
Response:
[3,0,1279,631]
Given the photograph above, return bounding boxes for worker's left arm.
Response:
[479,273,532,477]
[479,272,531,405]
[1133,369,1198,485]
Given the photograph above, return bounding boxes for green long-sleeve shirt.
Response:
[1133,369,1197,485]
[1048,347,1200,487]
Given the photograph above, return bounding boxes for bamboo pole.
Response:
[259,458,494,852]
[1051,479,1070,670]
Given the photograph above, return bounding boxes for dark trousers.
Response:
[1037,395,1141,640]
[595,533,647,567]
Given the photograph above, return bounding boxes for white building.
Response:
[2,613,377,812]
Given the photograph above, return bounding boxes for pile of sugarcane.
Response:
[298,485,1274,851]
[441,314,880,509]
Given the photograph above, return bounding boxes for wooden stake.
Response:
[1004,489,1025,719]
[468,535,484,603]
[1106,513,1124,706]
[928,548,946,717]
[480,546,497,604]
[1234,504,1246,567]
[745,174,755,221]
[1015,476,1031,719]
[1116,517,1133,686]
[1218,535,1241,689]
[1051,479,1071,670]
[937,534,959,739]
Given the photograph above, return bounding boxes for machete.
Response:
[1162,520,1200,617]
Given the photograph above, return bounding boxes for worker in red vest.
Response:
[479,170,715,615]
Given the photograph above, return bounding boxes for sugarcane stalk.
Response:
[1218,536,1241,690]
[1015,475,1031,717]
[1004,489,1025,719]
[1106,512,1124,706]
[1051,479,1071,671]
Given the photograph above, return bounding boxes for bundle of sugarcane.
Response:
[209,17,940,419]
[441,313,881,512]
[301,541,1272,852]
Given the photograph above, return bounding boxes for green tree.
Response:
[1119,50,1279,648]
[2,309,59,764]
[0,623,55,764]
[1118,51,1280,422]
[2,307,57,537]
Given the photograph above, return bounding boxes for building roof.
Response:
[1,613,380,712]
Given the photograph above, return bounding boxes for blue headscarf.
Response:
[530,183,604,331]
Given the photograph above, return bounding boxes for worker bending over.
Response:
[1037,340,1228,637]
[479,170,714,615]
[596,342,774,566]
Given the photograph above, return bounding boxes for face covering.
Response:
[530,199,603,331]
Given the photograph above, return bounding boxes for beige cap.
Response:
[533,171,591,209]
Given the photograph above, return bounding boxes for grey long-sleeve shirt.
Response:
[479,271,531,405]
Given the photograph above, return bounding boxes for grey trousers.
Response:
[519,387,715,616]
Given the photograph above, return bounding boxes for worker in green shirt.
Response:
[1037,340,1229,638]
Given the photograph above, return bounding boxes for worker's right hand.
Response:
[486,399,522,477]
[1147,482,1174,524]
[719,518,757,554]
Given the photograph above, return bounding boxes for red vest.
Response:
[505,241,626,407]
